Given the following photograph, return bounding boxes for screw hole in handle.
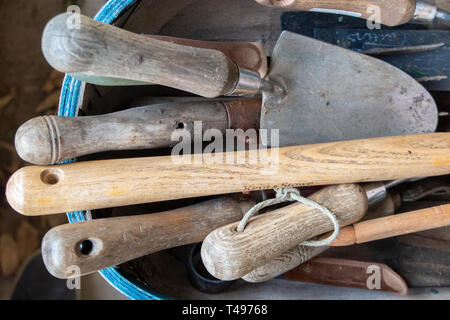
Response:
[75,238,103,257]
[40,168,64,185]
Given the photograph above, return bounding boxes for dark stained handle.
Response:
[42,13,240,98]
[42,197,254,279]
[282,257,408,295]
[15,101,229,165]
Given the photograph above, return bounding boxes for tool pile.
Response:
[5,0,450,299]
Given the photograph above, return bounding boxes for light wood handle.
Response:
[243,192,399,282]
[201,184,369,281]
[331,203,450,246]
[6,133,450,216]
[255,0,416,26]
[42,13,240,98]
[15,99,260,165]
[42,197,253,279]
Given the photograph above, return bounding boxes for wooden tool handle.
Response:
[242,246,328,283]
[243,192,399,282]
[15,99,261,165]
[42,13,240,98]
[255,0,416,26]
[201,184,369,281]
[6,133,450,216]
[353,203,450,245]
[282,257,408,295]
[71,36,268,86]
[327,203,450,246]
[146,35,268,78]
[42,197,253,279]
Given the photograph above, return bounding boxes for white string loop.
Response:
[237,188,340,247]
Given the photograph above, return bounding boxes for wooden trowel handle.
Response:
[255,0,416,26]
[146,35,268,78]
[201,184,369,281]
[15,99,261,165]
[42,197,253,279]
[329,203,450,246]
[42,13,240,98]
[6,133,450,216]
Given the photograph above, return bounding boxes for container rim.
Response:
[58,0,167,301]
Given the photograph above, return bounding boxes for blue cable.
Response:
[58,0,166,300]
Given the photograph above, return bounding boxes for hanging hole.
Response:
[77,239,94,256]
[40,169,64,185]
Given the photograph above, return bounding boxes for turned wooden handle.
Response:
[42,197,254,279]
[71,36,268,86]
[330,203,450,246]
[15,99,261,165]
[255,0,416,26]
[201,184,369,281]
[6,133,450,216]
[42,13,240,98]
[243,192,399,282]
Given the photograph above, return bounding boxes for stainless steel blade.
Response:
[261,31,438,147]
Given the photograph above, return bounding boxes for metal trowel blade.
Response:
[261,31,438,147]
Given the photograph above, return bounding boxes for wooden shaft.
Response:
[42,13,240,98]
[15,99,261,165]
[330,203,450,246]
[201,184,369,281]
[42,197,254,279]
[6,133,450,216]
[243,192,399,283]
[255,0,417,26]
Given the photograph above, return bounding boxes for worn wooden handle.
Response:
[145,35,268,78]
[201,184,369,281]
[15,99,261,165]
[42,197,253,279]
[330,203,450,246]
[42,13,240,98]
[243,192,399,282]
[6,133,450,216]
[243,246,328,283]
[255,0,416,26]
[71,36,268,86]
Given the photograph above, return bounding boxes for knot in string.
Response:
[237,188,340,247]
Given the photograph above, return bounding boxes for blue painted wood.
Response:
[58,0,167,301]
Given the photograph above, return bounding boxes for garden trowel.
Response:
[42,13,438,147]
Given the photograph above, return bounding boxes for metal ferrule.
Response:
[413,0,438,22]
[227,67,261,97]
[363,182,388,207]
